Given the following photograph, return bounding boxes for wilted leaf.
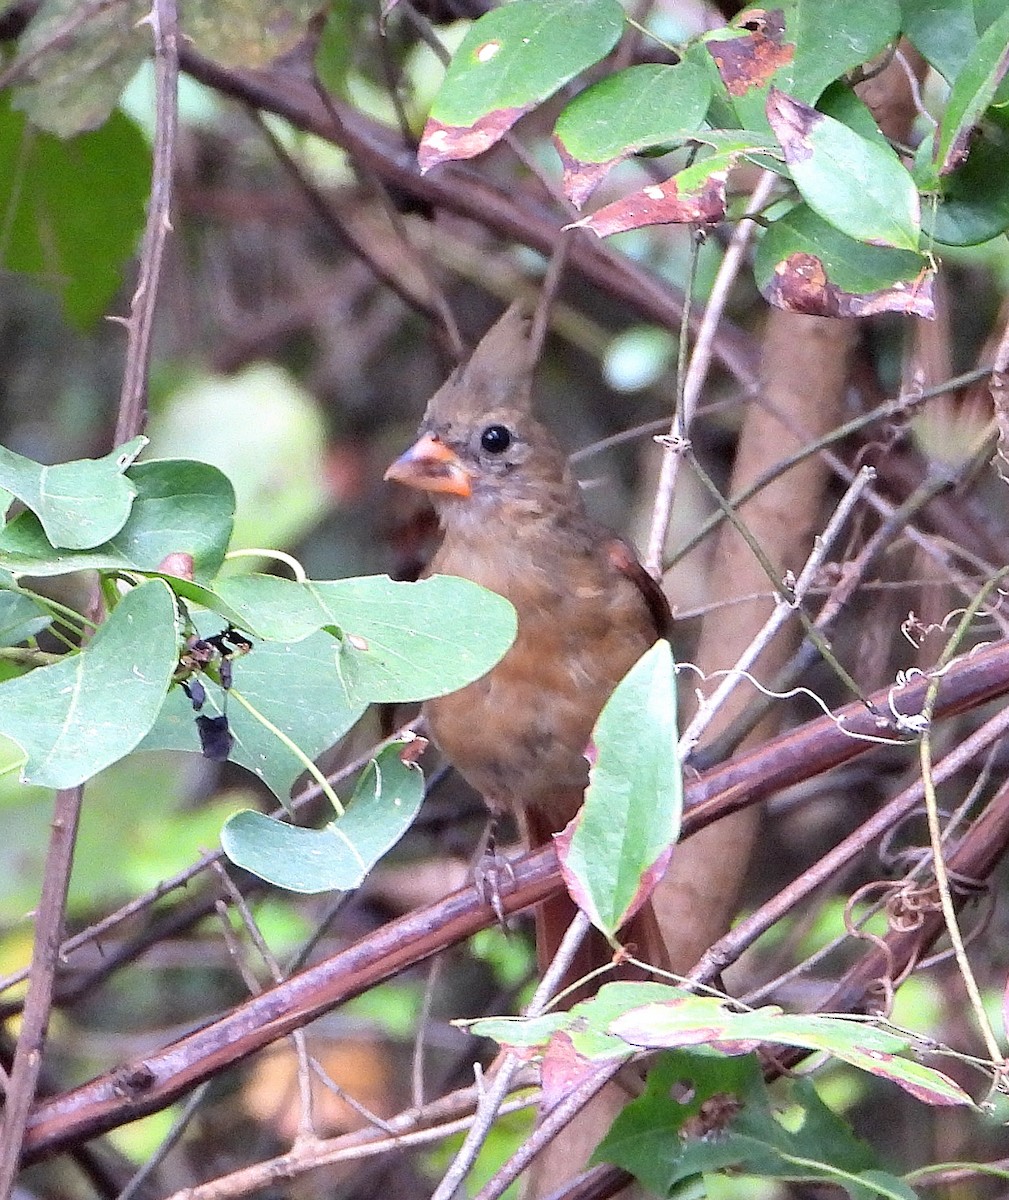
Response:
[0,460,236,582]
[418,0,624,171]
[0,437,144,551]
[754,204,934,318]
[934,2,1009,173]
[0,580,180,788]
[556,642,680,938]
[704,8,795,103]
[699,0,898,133]
[553,63,712,206]
[569,149,735,237]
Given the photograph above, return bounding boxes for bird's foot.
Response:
[475,829,517,928]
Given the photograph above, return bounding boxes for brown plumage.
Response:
[385,303,669,993]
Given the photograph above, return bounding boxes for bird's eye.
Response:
[480,424,512,454]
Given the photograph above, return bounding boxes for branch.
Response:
[19,635,1009,1163]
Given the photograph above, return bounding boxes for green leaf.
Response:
[698,0,899,134]
[557,642,680,938]
[220,741,425,892]
[783,0,900,104]
[918,119,1009,245]
[418,0,625,170]
[0,459,236,582]
[766,88,920,249]
[553,63,712,205]
[139,628,367,803]
[596,1052,886,1196]
[0,580,180,788]
[754,204,934,318]
[611,998,972,1106]
[214,573,518,702]
[0,437,145,550]
[0,97,150,325]
[0,591,52,646]
[934,2,1009,173]
[900,0,978,80]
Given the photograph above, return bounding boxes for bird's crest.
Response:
[426,300,537,422]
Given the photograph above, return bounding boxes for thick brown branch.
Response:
[20,637,1009,1162]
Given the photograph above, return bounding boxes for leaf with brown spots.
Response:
[767,88,920,250]
[705,8,794,99]
[755,205,934,319]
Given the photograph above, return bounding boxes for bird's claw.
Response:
[475,839,517,928]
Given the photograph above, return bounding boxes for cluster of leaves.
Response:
[0,437,517,889]
[470,981,973,1198]
[419,0,1009,319]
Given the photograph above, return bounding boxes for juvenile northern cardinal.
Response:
[385,302,670,993]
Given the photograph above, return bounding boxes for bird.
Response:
[384,302,670,995]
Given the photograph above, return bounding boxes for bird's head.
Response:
[385,303,581,528]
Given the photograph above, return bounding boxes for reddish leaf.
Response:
[418,107,525,172]
[568,157,729,237]
[556,149,620,209]
[540,1030,596,1110]
[705,8,794,98]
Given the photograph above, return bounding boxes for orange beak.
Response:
[384,432,472,498]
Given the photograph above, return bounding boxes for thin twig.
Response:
[431,911,592,1200]
[0,786,85,1200]
[114,0,178,444]
[694,702,1009,990]
[644,169,777,575]
[678,466,876,757]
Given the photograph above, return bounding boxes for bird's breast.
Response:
[423,533,656,817]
